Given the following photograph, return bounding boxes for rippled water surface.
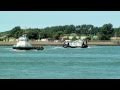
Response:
[0,46,120,79]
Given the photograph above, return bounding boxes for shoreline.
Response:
[0,41,120,46]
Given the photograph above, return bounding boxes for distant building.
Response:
[91,36,99,40]
[60,33,80,41]
[60,36,69,41]
[8,37,16,42]
[65,40,71,42]
[40,38,55,42]
[60,34,92,41]
[41,38,49,42]
[111,37,120,40]
[54,40,59,42]
[80,36,87,40]
[69,33,80,40]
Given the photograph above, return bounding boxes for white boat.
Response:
[63,39,88,48]
[13,35,44,50]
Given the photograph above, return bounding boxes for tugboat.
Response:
[63,39,88,48]
[13,35,44,50]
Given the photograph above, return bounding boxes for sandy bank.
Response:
[0,41,120,46]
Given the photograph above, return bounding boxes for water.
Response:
[0,46,120,79]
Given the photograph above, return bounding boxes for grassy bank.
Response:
[0,40,120,46]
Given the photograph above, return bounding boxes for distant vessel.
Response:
[13,35,44,50]
[63,39,88,48]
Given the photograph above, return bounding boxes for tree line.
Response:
[0,23,120,40]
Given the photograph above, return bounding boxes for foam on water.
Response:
[11,49,27,52]
[52,46,64,49]
[46,46,64,50]
[87,46,92,48]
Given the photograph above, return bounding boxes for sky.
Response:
[0,11,120,32]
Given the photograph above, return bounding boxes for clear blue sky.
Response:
[0,11,120,32]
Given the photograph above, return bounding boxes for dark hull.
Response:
[81,45,88,48]
[13,47,44,50]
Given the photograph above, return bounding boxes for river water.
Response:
[0,46,120,79]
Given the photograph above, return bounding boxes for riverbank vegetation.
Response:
[0,23,120,41]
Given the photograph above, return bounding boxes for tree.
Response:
[99,23,114,40]
[9,26,23,38]
[0,24,117,41]
[64,25,75,34]
[113,28,120,37]
[27,31,39,40]
[52,31,63,40]
[40,30,49,38]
